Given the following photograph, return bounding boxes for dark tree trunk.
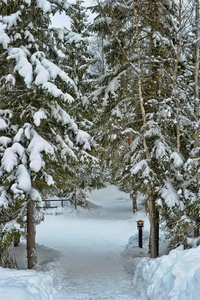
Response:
[193,0,200,237]
[131,195,137,214]
[27,200,37,269]
[149,194,159,258]
[131,183,137,214]
[14,237,20,247]
[155,208,159,256]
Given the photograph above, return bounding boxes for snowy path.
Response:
[36,184,138,299]
[9,185,200,300]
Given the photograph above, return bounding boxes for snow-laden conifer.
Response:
[0,0,95,268]
[89,0,197,255]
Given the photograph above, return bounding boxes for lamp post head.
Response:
[137,220,144,229]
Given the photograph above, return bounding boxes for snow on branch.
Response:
[2,11,21,29]
[153,140,168,159]
[79,150,99,164]
[101,70,127,105]
[76,130,91,151]
[0,118,8,130]
[0,29,10,49]
[41,58,60,80]
[28,131,54,172]
[0,110,12,130]
[0,136,11,147]
[170,152,183,168]
[106,71,125,97]
[8,47,33,87]
[0,109,12,118]
[0,189,9,207]
[160,182,184,209]
[31,52,77,99]
[121,128,140,136]
[3,219,21,231]
[50,104,78,132]
[6,47,77,99]
[13,123,55,173]
[131,159,150,177]
[111,106,122,119]
[90,86,106,102]
[152,31,171,47]
[56,134,77,160]
[29,187,42,202]
[36,0,51,13]
[93,17,112,26]
[145,121,162,139]
[16,164,31,192]
[2,143,25,172]
[43,82,63,98]
[5,74,16,86]
[33,109,47,127]
[64,31,86,44]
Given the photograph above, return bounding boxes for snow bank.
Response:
[126,245,200,300]
[0,267,54,300]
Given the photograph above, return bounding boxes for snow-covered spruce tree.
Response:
[89,0,141,191]
[138,0,200,250]
[62,0,92,96]
[52,1,100,206]
[132,0,200,251]
[150,0,200,249]
[90,0,194,256]
[0,0,94,268]
[178,0,200,246]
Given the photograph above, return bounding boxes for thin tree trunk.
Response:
[127,132,131,147]
[27,200,37,269]
[101,36,105,76]
[128,133,138,214]
[149,195,157,257]
[194,0,200,237]
[155,207,159,256]
[173,0,182,153]
[132,198,137,214]
[74,184,77,209]
[132,0,158,258]
[131,182,137,214]
[132,0,149,157]
[194,0,199,148]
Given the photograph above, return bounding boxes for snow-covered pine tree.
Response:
[89,0,194,256]
[52,1,100,206]
[63,0,91,96]
[0,0,94,268]
[89,0,140,189]
[179,0,200,246]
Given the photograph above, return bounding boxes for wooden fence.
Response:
[42,198,71,208]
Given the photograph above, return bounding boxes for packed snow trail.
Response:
[36,184,138,299]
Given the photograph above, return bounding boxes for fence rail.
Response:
[42,199,71,208]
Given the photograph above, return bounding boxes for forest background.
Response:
[0,0,200,269]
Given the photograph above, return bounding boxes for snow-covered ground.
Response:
[35,184,140,299]
[1,184,200,299]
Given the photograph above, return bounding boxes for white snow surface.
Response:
[1,184,200,299]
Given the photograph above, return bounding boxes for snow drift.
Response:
[125,244,200,300]
[0,267,54,300]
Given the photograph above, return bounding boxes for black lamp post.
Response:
[137,220,144,248]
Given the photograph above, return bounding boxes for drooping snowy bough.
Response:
[0,0,96,268]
